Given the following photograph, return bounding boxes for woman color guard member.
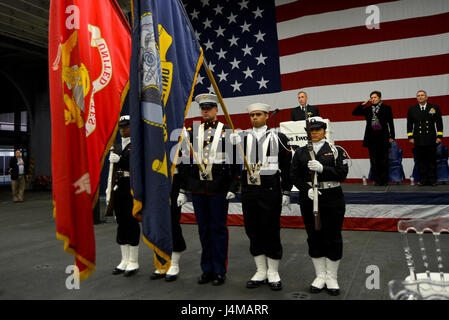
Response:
[290,117,348,296]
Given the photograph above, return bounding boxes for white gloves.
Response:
[308,160,323,173]
[109,152,120,163]
[177,192,188,207]
[282,195,291,210]
[229,132,241,145]
[308,188,322,200]
[226,192,236,200]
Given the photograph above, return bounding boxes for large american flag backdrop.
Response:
[180,0,449,230]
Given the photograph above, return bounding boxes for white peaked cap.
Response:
[247,103,270,113]
[195,93,219,105]
[119,115,130,121]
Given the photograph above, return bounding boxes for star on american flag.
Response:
[183,0,281,98]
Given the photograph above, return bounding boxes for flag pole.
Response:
[176,0,254,177]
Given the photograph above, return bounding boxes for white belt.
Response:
[308,181,340,189]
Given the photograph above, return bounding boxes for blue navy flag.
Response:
[129,0,203,272]
[183,0,281,98]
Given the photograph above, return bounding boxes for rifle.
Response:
[105,146,118,217]
[304,107,321,230]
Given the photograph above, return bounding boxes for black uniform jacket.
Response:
[240,128,292,193]
[291,105,320,121]
[407,103,443,146]
[114,141,131,172]
[352,102,395,148]
[290,142,348,194]
[179,121,240,195]
[9,157,29,180]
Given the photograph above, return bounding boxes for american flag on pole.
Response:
[184,0,449,182]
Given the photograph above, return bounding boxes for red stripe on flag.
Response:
[278,12,449,56]
[187,95,449,131]
[181,213,405,232]
[281,53,449,90]
[319,96,449,122]
[336,137,449,159]
[275,0,399,23]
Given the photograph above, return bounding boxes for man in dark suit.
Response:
[291,91,320,121]
[9,149,29,202]
[352,91,395,186]
[407,90,444,186]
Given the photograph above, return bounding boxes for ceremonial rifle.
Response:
[105,146,117,217]
[304,108,322,230]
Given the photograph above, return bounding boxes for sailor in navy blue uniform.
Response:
[233,103,292,291]
[177,93,239,286]
[407,90,444,186]
[290,117,348,296]
[108,115,141,277]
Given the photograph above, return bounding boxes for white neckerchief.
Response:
[312,140,325,154]
[122,137,130,151]
[246,127,278,170]
[252,125,267,139]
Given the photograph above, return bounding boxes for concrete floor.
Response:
[0,187,427,302]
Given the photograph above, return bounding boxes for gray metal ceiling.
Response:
[0,0,131,52]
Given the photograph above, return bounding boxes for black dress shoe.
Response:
[112,267,125,275]
[246,279,266,288]
[165,274,178,282]
[212,274,226,286]
[326,287,340,296]
[310,285,325,293]
[123,268,139,277]
[198,273,213,284]
[150,271,165,280]
[268,281,283,291]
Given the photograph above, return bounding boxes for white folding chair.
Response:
[389,218,449,300]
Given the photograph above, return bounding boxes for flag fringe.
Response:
[56,231,96,281]
[143,235,171,274]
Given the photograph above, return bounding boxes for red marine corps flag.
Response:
[48,0,131,281]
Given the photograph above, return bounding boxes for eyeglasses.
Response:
[250,112,264,117]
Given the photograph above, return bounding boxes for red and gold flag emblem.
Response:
[48,0,131,280]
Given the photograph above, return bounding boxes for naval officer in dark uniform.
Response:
[407,90,444,186]
[291,91,320,121]
[108,115,141,277]
[178,93,239,286]
[290,117,348,296]
[233,103,292,291]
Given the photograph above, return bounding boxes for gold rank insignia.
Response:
[429,108,435,114]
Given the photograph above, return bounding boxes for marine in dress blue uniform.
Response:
[178,93,239,286]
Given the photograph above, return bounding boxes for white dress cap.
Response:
[247,103,270,113]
